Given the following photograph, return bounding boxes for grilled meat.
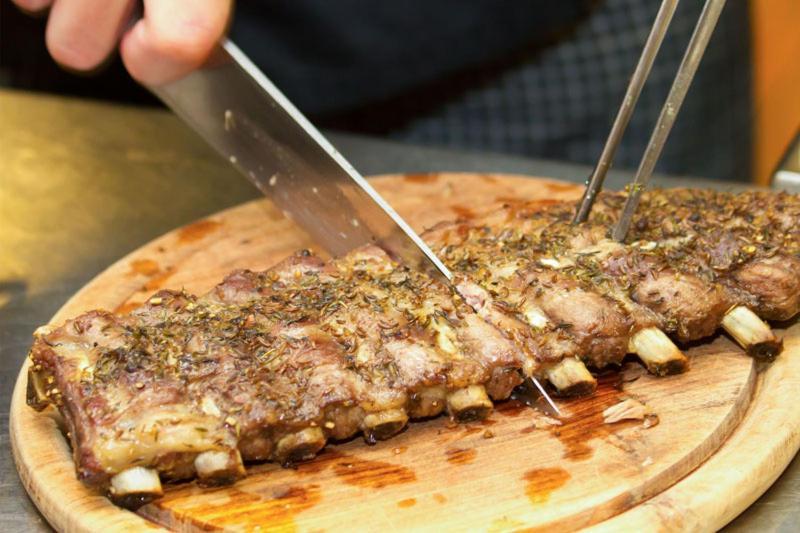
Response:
[28,245,532,506]
[26,189,799,507]
[426,189,798,373]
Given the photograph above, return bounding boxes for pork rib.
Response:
[26,188,799,507]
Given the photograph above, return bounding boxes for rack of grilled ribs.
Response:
[26,188,799,507]
[426,188,798,393]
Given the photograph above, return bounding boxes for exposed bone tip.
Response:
[407,386,447,419]
[629,327,688,376]
[275,427,327,466]
[447,385,493,422]
[26,367,50,411]
[194,449,246,486]
[545,357,597,397]
[108,467,163,509]
[650,358,690,376]
[558,380,598,397]
[747,339,784,362]
[721,306,783,361]
[362,408,409,443]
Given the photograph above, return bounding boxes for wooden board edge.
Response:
[587,333,800,532]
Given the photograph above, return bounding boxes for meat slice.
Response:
[511,266,632,368]
[427,217,598,395]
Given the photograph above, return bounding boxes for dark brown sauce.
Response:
[445,448,477,465]
[143,267,175,291]
[397,498,417,508]
[450,205,477,219]
[127,258,175,292]
[494,398,528,417]
[294,449,416,489]
[494,196,525,206]
[294,449,345,475]
[332,456,417,489]
[550,373,630,461]
[404,173,439,184]
[543,181,581,193]
[129,258,160,277]
[461,425,483,436]
[523,467,571,504]
[178,219,222,243]
[114,301,142,314]
[176,485,320,530]
[496,196,563,207]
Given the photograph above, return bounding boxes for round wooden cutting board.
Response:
[10,174,800,532]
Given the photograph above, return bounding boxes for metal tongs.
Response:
[574,0,727,238]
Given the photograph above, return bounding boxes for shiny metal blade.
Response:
[147,40,451,282]
[147,41,563,415]
[528,377,562,418]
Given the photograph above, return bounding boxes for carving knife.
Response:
[145,39,562,416]
[146,39,451,283]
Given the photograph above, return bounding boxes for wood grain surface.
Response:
[9,174,800,532]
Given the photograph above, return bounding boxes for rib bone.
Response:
[545,357,597,397]
[447,385,493,422]
[24,187,799,505]
[408,386,447,418]
[274,428,327,466]
[721,305,783,361]
[109,467,163,509]
[628,327,689,375]
[362,408,409,443]
[194,450,246,486]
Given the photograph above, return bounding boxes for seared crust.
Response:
[427,188,799,366]
[26,188,800,504]
[27,245,529,495]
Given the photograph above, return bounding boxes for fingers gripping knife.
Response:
[144,41,565,415]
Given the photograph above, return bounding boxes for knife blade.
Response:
[147,40,451,283]
[146,40,561,416]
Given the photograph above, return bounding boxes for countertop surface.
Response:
[1,89,797,532]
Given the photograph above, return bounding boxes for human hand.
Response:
[11,0,233,85]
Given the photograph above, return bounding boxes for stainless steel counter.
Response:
[0,89,796,532]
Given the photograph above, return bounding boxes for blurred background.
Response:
[1,0,798,184]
